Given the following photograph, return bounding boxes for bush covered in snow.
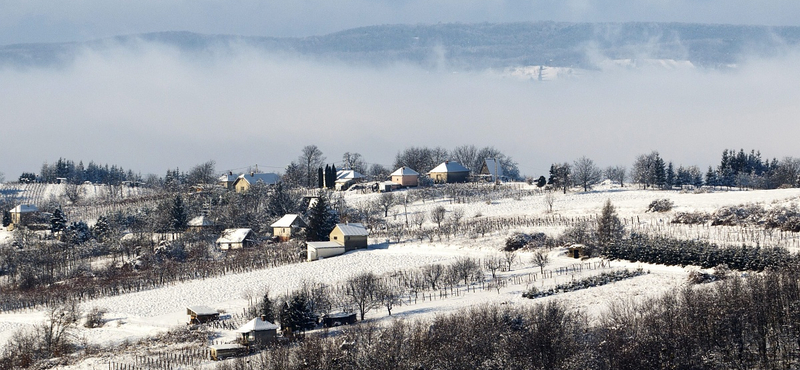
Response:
[646,198,674,212]
[504,232,547,251]
[671,211,712,225]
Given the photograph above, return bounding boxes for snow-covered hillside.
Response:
[2,183,800,369]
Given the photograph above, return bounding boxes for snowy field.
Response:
[2,182,800,368]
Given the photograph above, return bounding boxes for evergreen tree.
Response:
[278,292,316,334]
[94,216,111,243]
[259,292,275,323]
[2,211,11,227]
[50,208,67,235]
[330,164,338,189]
[317,167,324,189]
[267,183,299,217]
[170,195,188,232]
[705,166,718,187]
[597,199,624,247]
[665,162,675,189]
[306,191,337,241]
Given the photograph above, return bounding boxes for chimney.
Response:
[260,315,267,322]
[250,172,255,177]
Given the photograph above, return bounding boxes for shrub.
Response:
[646,199,674,212]
[84,307,107,328]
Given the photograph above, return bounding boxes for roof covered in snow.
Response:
[10,204,38,213]
[218,173,239,183]
[188,215,214,227]
[391,167,420,176]
[335,223,369,236]
[187,305,218,316]
[307,241,345,249]
[429,161,469,174]
[236,317,279,333]
[270,214,306,228]
[216,228,253,243]
[336,170,365,180]
[237,173,280,185]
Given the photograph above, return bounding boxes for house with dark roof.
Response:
[233,173,281,193]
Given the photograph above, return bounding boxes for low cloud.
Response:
[1,40,799,180]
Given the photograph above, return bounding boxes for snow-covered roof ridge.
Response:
[10,204,38,213]
[238,173,280,185]
[236,317,279,333]
[187,305,217,316]
[270,214,306,228]
[336,170,366,180]
[429,161,469,173]
[335,223,369,236]
[391,166,420,176]
[188,215,214,227]
[216,228,253,243]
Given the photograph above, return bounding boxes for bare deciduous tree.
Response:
[573,156,603,192]
[299,145,326,188]
[484,254,503,279]
[531,250,550,275]
[503,250,517,271]
[376,193,396,217]
[430,206,446,229]
[345,272,382,321]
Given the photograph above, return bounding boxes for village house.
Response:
[307,223,369,261]
[390,166,420,187]
[428,161,470,183]
[335,170,366,191]
[479,158,505,183]
[218,172,239,190]
[216,228,256,250]
[236,315,279,346]
[270,214,306,241]
[186,214,217,233]
[8,204,39,231]
[233,172,281,193]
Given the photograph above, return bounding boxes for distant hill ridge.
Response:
[2,21,800,70]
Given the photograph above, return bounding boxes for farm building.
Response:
[330,223,369,251]
[270,214,306,241]
[236,316,279,346]
[428,161,470,183]
[187,305,219,324]
[390,166,420,187]
[479,158,505,183]
[8,204,39,231]
[307,241,346,261]
[216,228,256,250]
[307,223,369,261]
[233,172,281,193]
[335,170,366,191]
[209,344,246,361]
[186,215,217,233]
[322,312,357,327]
[567,244,589,259]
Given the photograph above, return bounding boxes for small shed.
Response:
[187,305,219,324]
[216,228,256,250]
[567,244,588,259]
[8,204,39,231]
[209,344,246,361]
[270,214,307,241]
[236,316,279,346]
[322,312,357,327]
[479,158,505,183]
[330,223,369,251]
[428,161,470,184]
[390,167,420,187]
[307,241,346,261]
